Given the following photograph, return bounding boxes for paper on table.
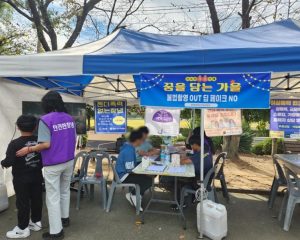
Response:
[146,165,166,172]
[167,166,186,174]
[144,155,159,162]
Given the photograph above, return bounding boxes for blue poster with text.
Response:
[140,73,271,109]
[270,99,300,138]
[94,100,127,133]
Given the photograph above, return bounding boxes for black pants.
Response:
[13,180,43,230]
[123,174,153,195]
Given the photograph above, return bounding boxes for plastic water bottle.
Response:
[160,145,166,163]
[165,147,170,165]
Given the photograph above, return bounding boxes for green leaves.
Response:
[243,109,270,122]
[0,3,33,54]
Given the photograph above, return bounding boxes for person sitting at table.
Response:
[182,135,213,178]
[136,126,160,163]
[186,126,215,155]
[116,130,153,211]
[173,135,213,209]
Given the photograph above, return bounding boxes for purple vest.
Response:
[40,112,76,166]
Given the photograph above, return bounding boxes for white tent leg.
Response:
[192,109,196,129]
[198,109,205,239]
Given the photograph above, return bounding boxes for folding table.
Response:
[133,163,195,229]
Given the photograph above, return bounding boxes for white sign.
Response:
[204,109,242,137]
[145,107,180,136]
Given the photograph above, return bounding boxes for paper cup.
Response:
[171,154,181,167]
[142,157,150,169]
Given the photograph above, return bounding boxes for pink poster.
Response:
[204,109,242,137]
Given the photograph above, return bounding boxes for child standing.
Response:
[1,115,43,239]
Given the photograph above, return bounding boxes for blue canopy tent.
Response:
[83,19,300,74]
[8,76,93,96]
[0,18,300,237]
[0,18,299,98]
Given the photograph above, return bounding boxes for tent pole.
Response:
[192,109,196,129]
[190,109,193,129]
[198,109,205,239]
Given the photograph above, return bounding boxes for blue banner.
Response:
[140,73,271,109]
[270,99,300,138]
[94,100,127,133]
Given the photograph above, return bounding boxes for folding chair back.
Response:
[214,152,227,178]
[106,155,141,215]
[268,156,287,208]
[204,166,216,191]
[82,151,110,180]
[76,151,109,210]
[110,156,122,184]
[279,166,300,231]
[72,151,89,183]
[274,159,287,185]
[180,164,217,211]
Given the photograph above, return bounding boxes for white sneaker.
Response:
[126,193,143,212]
[126,193,134,207]
[28,220,42,232]
[6,226,30,239]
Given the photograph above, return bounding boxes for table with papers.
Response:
[133,163,195,177]
[133,163,195,228]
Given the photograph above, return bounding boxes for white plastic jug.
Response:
[0,184,9,212]
[197,199,227,240]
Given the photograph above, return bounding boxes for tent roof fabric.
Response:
[0,19,300,98]
[1,19,300,77]
[83,19,300,74]
[7,76,93,96]
[83,75,138,104]
[0,30,119,77]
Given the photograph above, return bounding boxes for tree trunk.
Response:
[87,116,91,131]
[222,135,241,159]
[241,0,250,29]
[240,0,256,29]
[27,0,51,51]
[271,138,278,156]
[37,40,44,53]
[206,0,221,33]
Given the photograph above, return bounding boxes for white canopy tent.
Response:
[0,78,84,196]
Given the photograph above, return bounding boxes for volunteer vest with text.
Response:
[40,112,76,166]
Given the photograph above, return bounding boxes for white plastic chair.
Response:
[214,152,229,202]
[106,156,141,215]
[180,165,217,209]
[71,151,89,190]
[76,151,109,210]
[278,167,300,231]
[268,157,287,209]
[179,152,227,209]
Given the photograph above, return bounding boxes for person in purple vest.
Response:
[17,91,76,240]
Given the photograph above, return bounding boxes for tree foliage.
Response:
[127,105,145,118]
[86,104,94,130]
[0,2,33,54]
[243,109,270,122]
[3,0,145,51]
[2,0,300,54]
